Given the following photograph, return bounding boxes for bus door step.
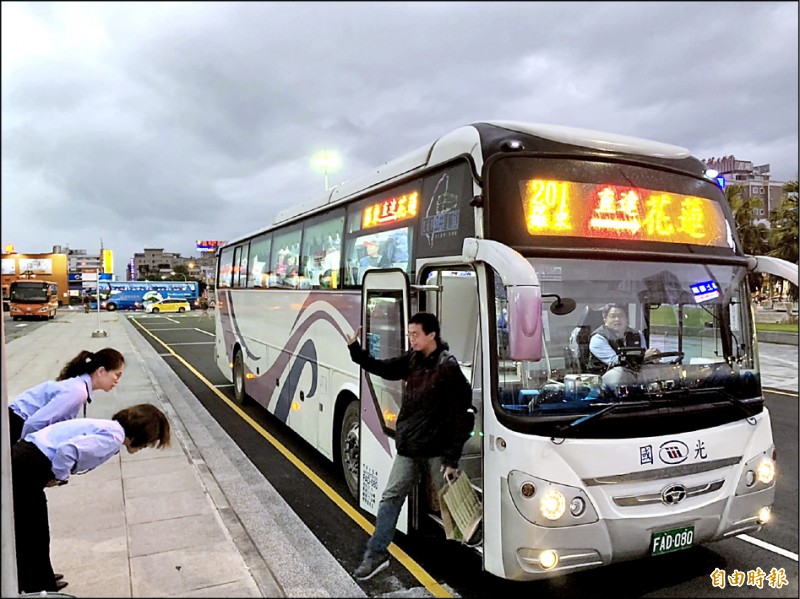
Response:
[426,512,483,555]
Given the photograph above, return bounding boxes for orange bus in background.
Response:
[9,280,59,320]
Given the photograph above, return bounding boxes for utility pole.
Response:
[92,238,107,338]
[1,313,18,597]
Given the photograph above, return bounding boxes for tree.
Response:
[768,180,798,300]
[172,264,193,281]
[727,184,769,294]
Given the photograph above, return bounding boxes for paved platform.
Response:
[2,310,363,598]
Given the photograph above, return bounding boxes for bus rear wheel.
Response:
[339,401,360,500]
[233,349,251,405]
[106,303,117,311]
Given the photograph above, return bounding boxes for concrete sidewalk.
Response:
[2,310,364,598]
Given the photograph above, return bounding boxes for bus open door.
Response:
[357,269,411,529]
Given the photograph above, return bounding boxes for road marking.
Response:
[194,328,215,337]
[738,534,799,561]
[763,388,798,397]
[215,383,234,388]
[130,319,453,599]
[145,328,203,331]
[168,342,215,346]
[165,316,180,323]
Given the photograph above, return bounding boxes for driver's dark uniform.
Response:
[587,326,645,372]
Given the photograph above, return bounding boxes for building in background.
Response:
[2,247,70,306]
[129,244,221,290]
[702,156,787,225]
[130,248,185,281]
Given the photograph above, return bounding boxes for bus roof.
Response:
[222,121,695,249]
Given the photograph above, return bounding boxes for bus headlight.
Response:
[569,496,586,517]
[756,460,775,484]
[737,449,777,495]
[539,549,559,569]
[508,470,599,527]
[540,489,566,520]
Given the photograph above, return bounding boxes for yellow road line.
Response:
[131,318,452,598]
[763,388,798,397]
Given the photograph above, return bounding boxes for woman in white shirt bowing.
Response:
[11,403,171,594]
[8,347,125,442]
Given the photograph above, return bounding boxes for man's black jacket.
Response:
[348,341,473,468]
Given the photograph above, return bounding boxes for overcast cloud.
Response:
[2,1,797,275]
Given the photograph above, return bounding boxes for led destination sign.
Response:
[362,191,419,228]
[520,179,730,247]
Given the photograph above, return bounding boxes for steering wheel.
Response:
[643,351,684,365]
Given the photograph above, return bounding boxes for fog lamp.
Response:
[757,506,771,524]
[539,549,558,570]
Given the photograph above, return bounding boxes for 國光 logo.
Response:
[658,440,689,464]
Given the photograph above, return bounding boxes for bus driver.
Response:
[588,303,660,371]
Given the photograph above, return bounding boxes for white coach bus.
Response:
[214,121,796,580]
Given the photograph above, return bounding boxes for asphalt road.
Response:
[7,309,797,596]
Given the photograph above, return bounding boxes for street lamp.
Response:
[312,150,341,191]
[171,272,187,281]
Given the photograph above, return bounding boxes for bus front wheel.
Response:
[233,350,251,405]
[339,401,360,500]
[106,303,117,311]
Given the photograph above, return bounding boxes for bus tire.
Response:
[178,307,185,313]
[233,349,251,405]
[106,303,117,311]
[339,401,360,500]
[152,307,160,313]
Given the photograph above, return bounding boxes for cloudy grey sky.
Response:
[2,1,797,276]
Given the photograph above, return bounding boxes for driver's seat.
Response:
[568,307,604,372]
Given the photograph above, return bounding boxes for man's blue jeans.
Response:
[365,454,445,559]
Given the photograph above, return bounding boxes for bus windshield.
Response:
[494,257,760,436]
[10,283,49,303]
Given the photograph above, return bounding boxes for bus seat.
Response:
[568,307,604,371]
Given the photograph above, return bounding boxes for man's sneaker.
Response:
[353,554,389,580]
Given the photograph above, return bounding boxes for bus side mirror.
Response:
[507,286,543,361]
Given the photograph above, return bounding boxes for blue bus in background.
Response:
[90,281,200,311]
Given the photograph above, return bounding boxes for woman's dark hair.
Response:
[113,403,171,449]
[408,312,449,350]
[57,348,125,381]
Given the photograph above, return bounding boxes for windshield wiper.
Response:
[676,386,759,421]
[556,400,651,437]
